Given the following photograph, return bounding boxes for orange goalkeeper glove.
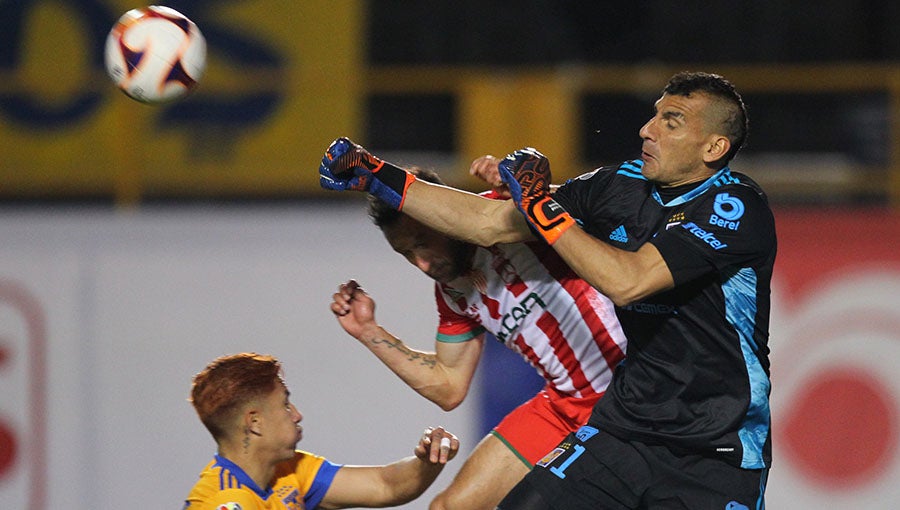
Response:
[319,137,416,210]
[496,147,576,244]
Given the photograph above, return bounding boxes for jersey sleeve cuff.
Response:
[436,325,485,343]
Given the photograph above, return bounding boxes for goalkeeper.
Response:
[319,71,775,509]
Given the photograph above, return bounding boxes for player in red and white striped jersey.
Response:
[330,167,626,510]
[434,240,624,399]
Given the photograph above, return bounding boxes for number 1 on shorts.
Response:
[550,444,585,479]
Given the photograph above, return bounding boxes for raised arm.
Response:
[330,280,484,410]
[319,426,459,509]
[318,137,532,246]
[401,179,529,246]
[497,148,675,306]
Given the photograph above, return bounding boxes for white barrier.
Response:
[2,205,899,509]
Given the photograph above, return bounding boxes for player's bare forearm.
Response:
[363,327,437,373]
[553,227,675,306]
[319,427,458,509]
[332,280,471,409]
[359,326,469,411]
[376,454,444,505]
[402,179,533,246]
[319,457,442,510]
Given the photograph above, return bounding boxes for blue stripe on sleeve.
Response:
[304,460,342,509]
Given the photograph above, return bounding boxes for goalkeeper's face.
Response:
[639,92,725,186]
[384,216,473,284]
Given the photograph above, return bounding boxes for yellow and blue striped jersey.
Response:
[184,451,342,509]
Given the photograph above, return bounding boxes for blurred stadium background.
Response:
[1,1,899,508]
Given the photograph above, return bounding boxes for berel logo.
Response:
[710,193,744,231]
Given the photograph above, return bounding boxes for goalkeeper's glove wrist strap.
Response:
[527,196,576,244]
[373,162,416,210]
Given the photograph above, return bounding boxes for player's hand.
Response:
[470,155,511,199]
[318,137,381,192]
[414,426,459,465]
[497,147,551,204]
[497,148,575,244]
[330,279,378,340]
[318,137,417,210]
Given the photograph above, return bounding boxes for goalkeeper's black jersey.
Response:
[553,160,776,469]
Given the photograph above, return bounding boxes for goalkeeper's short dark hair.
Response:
[663,71,748,166]
[368,166,444,229]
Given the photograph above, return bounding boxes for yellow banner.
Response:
[0,0,363,203]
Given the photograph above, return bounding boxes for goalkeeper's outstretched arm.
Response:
[318,136,532,246]
[401,179,532,247]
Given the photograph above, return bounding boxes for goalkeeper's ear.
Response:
[703,134,731,166]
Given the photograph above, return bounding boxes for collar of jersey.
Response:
[214,454,275,500]
[650,166,730,207]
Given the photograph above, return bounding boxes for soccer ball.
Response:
[104,5,206,104]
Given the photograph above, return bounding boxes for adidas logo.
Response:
[609,225,628,243]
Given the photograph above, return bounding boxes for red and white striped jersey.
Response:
[435,241,627,398]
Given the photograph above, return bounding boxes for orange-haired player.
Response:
[183,352,458,509]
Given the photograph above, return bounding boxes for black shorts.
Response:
[497,425,768,510]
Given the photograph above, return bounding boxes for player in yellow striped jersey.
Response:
[183,352,459,509]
